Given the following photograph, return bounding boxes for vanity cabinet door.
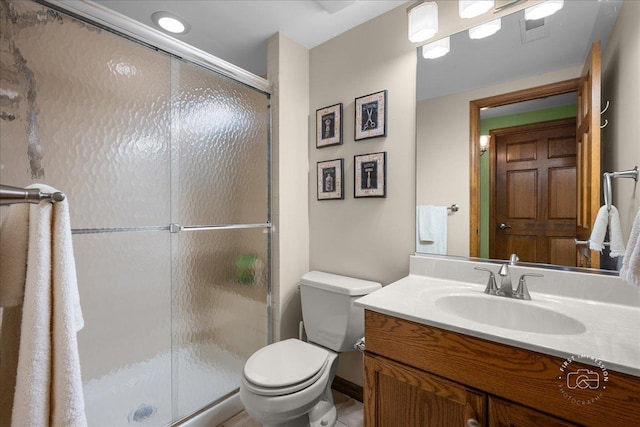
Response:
[364,353,486,427]
[488,397,578,427]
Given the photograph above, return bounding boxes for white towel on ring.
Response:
[588,205,626,257]
[608,206,626,257]
[620,208,640,287]
[0,184,86,427]
[589,206,609,251]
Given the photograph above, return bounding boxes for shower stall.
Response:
[0,0,271,425]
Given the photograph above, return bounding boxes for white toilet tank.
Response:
[300,271,381,352]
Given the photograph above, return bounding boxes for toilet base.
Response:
[309,399,337,427]
[261,398,337,427]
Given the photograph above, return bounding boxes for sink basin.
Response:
[435,294,586,335]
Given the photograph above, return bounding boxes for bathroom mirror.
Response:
[416,0,632,273]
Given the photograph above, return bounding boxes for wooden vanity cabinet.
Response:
[487,397,577,427]
[363,310,640,427]
[364,354,485,426]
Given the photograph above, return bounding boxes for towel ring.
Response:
[603,166,639,212]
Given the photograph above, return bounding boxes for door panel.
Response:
[507,170,537,219]
[364,354,486,427]
[548,167,577,218]
[489,397,578,427]
[491,118,577,266]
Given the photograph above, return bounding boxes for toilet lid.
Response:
[243,339,330,389]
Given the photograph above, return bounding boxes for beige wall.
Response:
[309,6,416,287]
[416,66,582,256]
[267,34,311,342]
[602,0,640,239]
[308,5,416,386]
[304,0,543,387]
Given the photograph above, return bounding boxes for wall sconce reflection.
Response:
[480,134,490,155]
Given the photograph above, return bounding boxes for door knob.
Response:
[498,223,512,230]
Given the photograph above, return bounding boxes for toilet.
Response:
[239,271,381,427]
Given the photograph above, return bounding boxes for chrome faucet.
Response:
[475,254,543,300]
[514,273,544,300]
[474,267,498,295]
[497,254,519,298]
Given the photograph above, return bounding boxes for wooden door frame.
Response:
[469,79,580,257]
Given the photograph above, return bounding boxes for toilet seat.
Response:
[243,339,331,396]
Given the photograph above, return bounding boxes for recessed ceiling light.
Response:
[151,11,190,34]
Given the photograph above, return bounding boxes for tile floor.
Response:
[220,390,364,427]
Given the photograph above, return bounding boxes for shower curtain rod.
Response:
[0,184,66,206]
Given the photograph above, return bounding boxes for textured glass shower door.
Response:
[169,58,270,420]
[0,1,270,425]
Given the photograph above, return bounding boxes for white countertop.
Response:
[355,256,640,378]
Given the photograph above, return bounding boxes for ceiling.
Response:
[92,0,409,77]
[88,0,622,111]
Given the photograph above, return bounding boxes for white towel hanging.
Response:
[620,209,640,287]
[0,184,87,427]
[416,205,448,254]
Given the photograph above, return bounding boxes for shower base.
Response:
[83,343,244,426]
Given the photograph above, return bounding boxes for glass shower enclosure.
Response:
[0,1,271,425]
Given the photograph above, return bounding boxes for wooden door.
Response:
[364,353,486,427]
[576,41,601,268]
[490,118,577,266]
[488,397,578,427]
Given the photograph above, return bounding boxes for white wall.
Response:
[267,34,310,341]
[602,0,640,238]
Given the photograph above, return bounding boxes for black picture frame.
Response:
[354,152,387,198]
[354,90,387,141]
[317,158,344,200]
[316,103,343,148]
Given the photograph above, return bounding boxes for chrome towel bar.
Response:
[603,166,638,212]
[0,184,66,206]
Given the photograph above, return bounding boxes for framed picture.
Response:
[354,152,386,198]
[316,103,343,148]
[354,90,387,141]
[317,158,344,200]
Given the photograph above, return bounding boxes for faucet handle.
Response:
[515,273,543,300]
[474,267,498,295]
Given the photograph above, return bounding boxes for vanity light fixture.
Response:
[151,11,190,34]
[479,135,490,155]
[459,0,494,19]
[469,18,501,39]
[524,0,564,21]
[408,1,439,43]
[422,37,450,59]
